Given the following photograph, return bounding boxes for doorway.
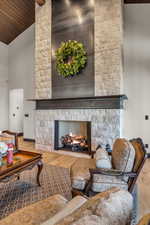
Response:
[9,89,24,133]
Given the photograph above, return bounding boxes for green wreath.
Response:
[55,40,87,77]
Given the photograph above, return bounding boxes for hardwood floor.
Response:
[18,138,150,219]
[18,137,80,169]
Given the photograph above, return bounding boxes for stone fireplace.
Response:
[35,107,121,151]
[34,0,124,152]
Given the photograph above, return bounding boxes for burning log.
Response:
[60,134,88,151]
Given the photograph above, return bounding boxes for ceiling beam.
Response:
[36,0,46,6]
[125,0,150,3]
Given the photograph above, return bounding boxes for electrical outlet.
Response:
[145,115,149,120]
[145,144,149,148]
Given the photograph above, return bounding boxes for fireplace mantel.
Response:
[30,95,127,110]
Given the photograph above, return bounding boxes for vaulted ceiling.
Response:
[0,0,150,45]
[0,0,35,45]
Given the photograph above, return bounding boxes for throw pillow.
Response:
[95,148,112,169]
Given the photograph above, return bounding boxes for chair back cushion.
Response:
[95,148,112,169]
[112,138,135,173]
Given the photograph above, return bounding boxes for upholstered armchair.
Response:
[71,138,147,196]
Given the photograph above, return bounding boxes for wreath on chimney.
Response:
[55,40,87,78]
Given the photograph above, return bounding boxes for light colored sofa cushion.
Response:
[95,189,133,225]
[71,158,95,191]
[54,188,133,225]
[0,194,68,225]
[72,215,102,225]
[92,173,128,192]
[112,138,135,173]
[42,196,87,225]
[95,148,112,169]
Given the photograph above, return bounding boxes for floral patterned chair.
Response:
[71,138,147,196]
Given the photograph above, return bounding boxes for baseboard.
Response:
[23,138,35,142]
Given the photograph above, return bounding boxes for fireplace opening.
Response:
[54,120,91,154]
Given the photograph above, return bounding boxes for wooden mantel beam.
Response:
[36,0,45,6]
[125,0,150,3]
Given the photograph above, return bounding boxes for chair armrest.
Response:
[89,168,137,178]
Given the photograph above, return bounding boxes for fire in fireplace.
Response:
[61,133,88,152]
[54,120,91,154]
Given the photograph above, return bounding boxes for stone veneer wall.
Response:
[95,0,123,96]
[35,0,123,151]
[35,0,52,99]
[35,0,123,98]
[35,109,120,151]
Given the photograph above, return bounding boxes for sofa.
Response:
[0,188,133,225]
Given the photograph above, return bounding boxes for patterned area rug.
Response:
[0,164,72,220]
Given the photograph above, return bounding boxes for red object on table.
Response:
[7,143,14,164]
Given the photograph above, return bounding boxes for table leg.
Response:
[37,160,43,186]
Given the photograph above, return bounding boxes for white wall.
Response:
[123,4,150,151]
[0,42,8,130]
[8,25,35,139]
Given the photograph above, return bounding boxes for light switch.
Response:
[145,144,149,148]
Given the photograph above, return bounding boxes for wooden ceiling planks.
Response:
[0,0,35,45]
[0,0,150,45]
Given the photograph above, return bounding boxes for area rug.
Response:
[0,164,72,220]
